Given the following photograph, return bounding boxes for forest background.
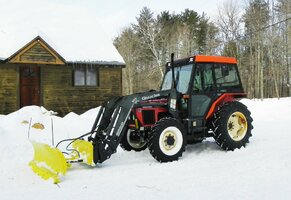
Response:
[114,0,291,99]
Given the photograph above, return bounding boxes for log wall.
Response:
[0,64,18,114]
[42,65,122,116]
[0,64,123,116]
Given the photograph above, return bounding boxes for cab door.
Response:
[189,63,216,130]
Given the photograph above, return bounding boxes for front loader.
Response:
[30,54,253,183]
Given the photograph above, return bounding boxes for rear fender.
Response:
[205,93,247,120]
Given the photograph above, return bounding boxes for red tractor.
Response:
[30,54,253,183]
[115,54,253,162]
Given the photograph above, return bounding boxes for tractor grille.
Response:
[142,110,155,125]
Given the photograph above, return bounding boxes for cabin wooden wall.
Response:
[0,64,18,114]
[0,64,122,116]
[42,66,122,116]
[0,35,123,116]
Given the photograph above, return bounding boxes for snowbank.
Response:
[0,98,290,200]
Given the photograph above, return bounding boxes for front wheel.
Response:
[212,101,253,151]
[120,130,147,151]
[148,118,186,162]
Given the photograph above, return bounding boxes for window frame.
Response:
[160,63,194,93]
[73,65,99,87]
[213,63,241,92]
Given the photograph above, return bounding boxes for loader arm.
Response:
[89,90,171,164]
[89,95,137,163]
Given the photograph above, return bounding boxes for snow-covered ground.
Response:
[0,98,290,200]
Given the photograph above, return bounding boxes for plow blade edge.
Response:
[29,141,67,184]
[29,140,94,183]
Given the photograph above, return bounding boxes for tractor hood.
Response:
[137,90,170,101]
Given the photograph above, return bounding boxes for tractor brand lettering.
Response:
[141,94,161,100]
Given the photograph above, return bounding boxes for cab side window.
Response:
[193,64,214,93]
[214,64,240,92]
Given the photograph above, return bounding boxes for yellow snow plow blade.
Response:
[29,139,94,183]
[29,141,67,184]
[71,139,94,166]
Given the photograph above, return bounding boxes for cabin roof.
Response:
[6,35,67,65]
[0,35,125,67]
[0,32,124,63]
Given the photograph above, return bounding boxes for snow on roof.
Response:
[0,31,124,63]
[0,1,124,63]
[67,60,125,66]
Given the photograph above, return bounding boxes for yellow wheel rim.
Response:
[227,112,248,141]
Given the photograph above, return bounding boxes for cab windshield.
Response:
[161,64,193,93]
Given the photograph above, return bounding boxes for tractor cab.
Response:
[161,55,246,136]
[162,55,243,94]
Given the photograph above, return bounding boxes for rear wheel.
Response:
[212,101,253,150]
[148,118,186,162]
[120,130,147,151]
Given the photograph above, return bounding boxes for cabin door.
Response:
[20,66,41,107]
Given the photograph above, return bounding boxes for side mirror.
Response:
[221,65,229,77]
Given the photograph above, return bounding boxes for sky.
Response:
[0,0,226,62]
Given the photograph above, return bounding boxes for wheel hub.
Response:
[166,135,175,146]
[227,112,248,141]
[162,131,177,150]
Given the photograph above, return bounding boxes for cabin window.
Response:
[74,66,98,86]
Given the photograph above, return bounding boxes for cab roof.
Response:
[195,55,237,64]
[166,55,237,67]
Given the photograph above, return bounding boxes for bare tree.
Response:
[133,7,164,77]
[243,0,269,100]
[216,0,242,57]
[114,27,140,95]
[277,0,291,96]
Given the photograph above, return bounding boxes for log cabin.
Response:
[0,36,125,116]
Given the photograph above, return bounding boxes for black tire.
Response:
[120,130,147,152]
[212,101,253,151]
[148,117,186,162]
[206,116,215,133]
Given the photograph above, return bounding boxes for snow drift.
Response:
[0,98,290,200]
